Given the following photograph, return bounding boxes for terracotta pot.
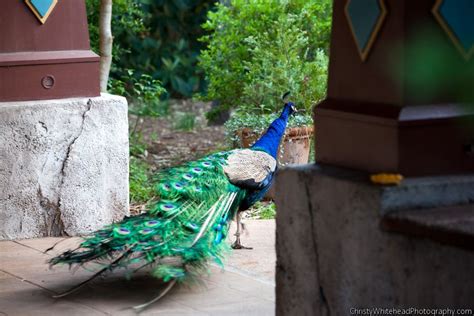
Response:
[237,126,314,166]
[236,125,314,200]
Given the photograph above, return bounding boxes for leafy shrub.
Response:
[85,0,166,112]
[85,0,147,80]
[110,70,167,117]
[199,0,332,118]
[113,0,215,98]
[86,0,214,98]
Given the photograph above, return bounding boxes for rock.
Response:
[0,94,129,240]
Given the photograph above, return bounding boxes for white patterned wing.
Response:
[223,149,276,188]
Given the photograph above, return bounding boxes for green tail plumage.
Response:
[50,151,245,283]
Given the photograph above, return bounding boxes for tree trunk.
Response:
[99,0,113,92]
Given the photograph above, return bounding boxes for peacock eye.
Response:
[145,220,160,227]
[173,182,184,189]
[183,173,194,180]
[194,186,202,192]
[114,227,131,235]
[139,228,154,235]
[186,222,199,231]
[191,167,203,174]
[159,202,179,213]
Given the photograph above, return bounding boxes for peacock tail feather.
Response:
[49,151,246,283]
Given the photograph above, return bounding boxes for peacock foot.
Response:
[231,237,253,250]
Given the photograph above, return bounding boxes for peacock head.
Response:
[280,101,298,120]
[251,96,298,157]
[285,102,298,116]
[281,92,297,117]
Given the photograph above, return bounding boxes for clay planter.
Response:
[237,126,313,165]
[236,126,314,200]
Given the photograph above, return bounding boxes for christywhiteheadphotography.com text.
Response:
[350,307,473,316]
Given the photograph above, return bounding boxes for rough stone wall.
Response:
[0,94,129,240]
[275,165,474,315]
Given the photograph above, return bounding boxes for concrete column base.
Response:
[0,94,129,240]
[275,164,474,315]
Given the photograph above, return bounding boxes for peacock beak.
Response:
[291,104,298,113]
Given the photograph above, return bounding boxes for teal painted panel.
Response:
[439,0,474,52]
[347,0,382,52]
[30,0,55,17]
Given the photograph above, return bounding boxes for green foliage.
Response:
[111,70,168,117]
[129,132,148,157]
[85,0,147,75]
[249,202,276,219]
[199,0,332,117]
[129,157,154,204]
[85,0,166,111]
[112,0,215,97]
[173,112,196,131]
[129,132,154,204]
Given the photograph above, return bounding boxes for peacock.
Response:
[48,97,297,311]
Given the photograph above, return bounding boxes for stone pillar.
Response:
[0,94,129,240]
[0,0,100,102]
[316,0,474,176]
[275,165,474,315]
[275,0,474,313]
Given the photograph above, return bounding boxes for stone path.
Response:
[0,220,275,316]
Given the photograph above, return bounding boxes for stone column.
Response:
[0,94,129,240]
[275,165,474,314]
[276,0,474,313]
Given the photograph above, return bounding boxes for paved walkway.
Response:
[0,220,275,316]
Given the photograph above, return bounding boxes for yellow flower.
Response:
[370,173,403,185]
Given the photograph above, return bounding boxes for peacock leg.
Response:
[132,279,177,313]
[231,212,252,250]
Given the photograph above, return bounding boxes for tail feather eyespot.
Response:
[113,227,131,236]
[145,220,161,228]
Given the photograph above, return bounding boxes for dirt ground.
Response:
[128,99,274,218]
[130,99,227,172]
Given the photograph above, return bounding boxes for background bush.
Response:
[125,0,215,98]
[86,0,214,99]
[199,0,332,119]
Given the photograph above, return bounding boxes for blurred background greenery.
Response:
[86,0,214,100]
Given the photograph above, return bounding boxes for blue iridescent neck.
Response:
[251,104,293,159]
